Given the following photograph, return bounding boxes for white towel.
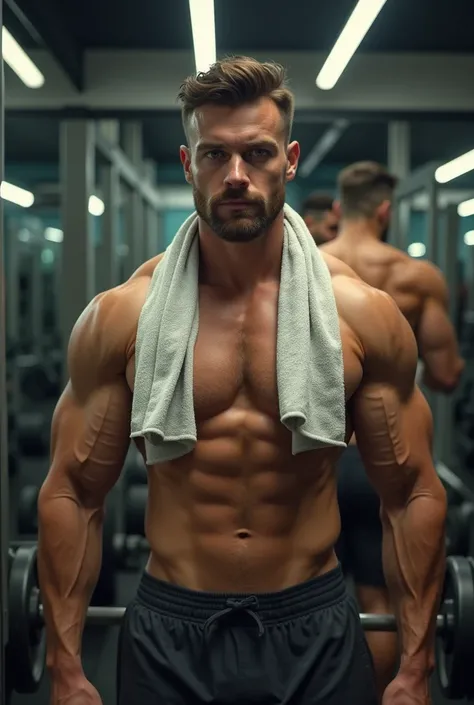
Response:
[131,203,346,464]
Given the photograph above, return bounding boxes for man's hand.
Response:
[382,673,431,705]
[51,674,102,705]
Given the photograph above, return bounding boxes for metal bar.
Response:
[299,120,350,178]
[128,191,145,273]
[360,613,447,633]
[436,461,474,504]
[435,204,460,466]
[59,120,96,383]
[96,162,120,292]
[145,204,160,259]
[31,242,44,350]
[426,176,438,263]
[387,121,411,180]
[35,605,448,632]
[95,132,161,210]
[395,162,439,201]
[0,2,8,700]
[5,221,20,346]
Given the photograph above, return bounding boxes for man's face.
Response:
[180,98,300,243]
[305,210,339,246]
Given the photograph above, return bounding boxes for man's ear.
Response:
[377,199,391,226]
[286,141,300,181]
[180,145,193,185]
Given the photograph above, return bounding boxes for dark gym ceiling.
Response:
[4,0,474,171]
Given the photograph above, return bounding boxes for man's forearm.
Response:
[37,483,104,676]
[381,490,446,676]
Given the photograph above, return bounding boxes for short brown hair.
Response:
[301,192,334,217]
[338,161,398,218]
[177,56,295,143]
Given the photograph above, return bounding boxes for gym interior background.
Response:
[2,0,474,702]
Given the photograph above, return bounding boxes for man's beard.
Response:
[193,182,286,243]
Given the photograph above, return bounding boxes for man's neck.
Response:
[338,217,381,242]
[198,212,285,293]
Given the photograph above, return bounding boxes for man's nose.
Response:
[224,155,250,189]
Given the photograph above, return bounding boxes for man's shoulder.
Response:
[397,257,446,295]
[70,255,163,368]
[322,250,375,308]
[328,262,414,355]
[321,250,360,280]
[95,253,165,323]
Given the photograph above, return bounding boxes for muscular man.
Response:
[37,58,446,705]
[301,192,339,245]
[321,160,463,698]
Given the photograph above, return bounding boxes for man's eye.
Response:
[206,150,225,160]
[249,148,271,158]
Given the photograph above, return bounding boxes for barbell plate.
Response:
[436,554,474,699]
[465,557,474,699]
[8,544,46,693]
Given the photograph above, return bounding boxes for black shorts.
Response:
[336,445,385,587]
[117,565,376,705]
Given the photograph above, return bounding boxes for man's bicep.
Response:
[352,382,434,504]
[417,296,462,390]
[50,376,132,498]
[47,296,133,501]
[350,291,435,506]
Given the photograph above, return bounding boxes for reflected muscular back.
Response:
[322,237,464,392]
[322,239,421,328]
[128,260,364,593]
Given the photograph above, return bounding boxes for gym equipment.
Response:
[91,493,118,606]
[15,352,61,404]
[6,544,474,700]
[17,485,40,534]
[124,483,147,536]
[8,544,46,695]
[436,461,474,506]
[446,502,474,557]
[436,555,474,699]
[124,450,147,485]
[437,462,474,557]
[16,411,49,457]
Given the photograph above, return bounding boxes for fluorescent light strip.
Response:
[45,227,64,243]
[316,0,389,90]
[464,231,474,246]
[2,27,44,89]
[88,195,105,216]
[1,181,34,207]
[458,198,474,218]
[435,149,474,184]
[189,0,216,74]
[408,242,426,258]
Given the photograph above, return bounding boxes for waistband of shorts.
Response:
[135,564,346,624]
